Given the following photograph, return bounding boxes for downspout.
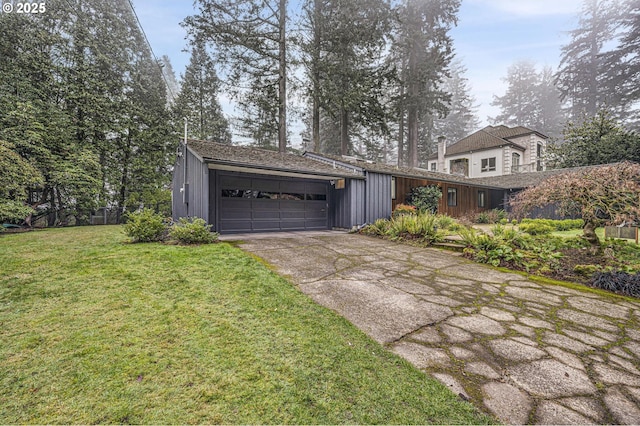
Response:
[183,118,189,215]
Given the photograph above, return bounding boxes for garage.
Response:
[215,172,329,233]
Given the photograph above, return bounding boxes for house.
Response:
[427,125,549,178]
[172,139,505,234]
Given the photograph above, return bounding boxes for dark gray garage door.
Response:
[218,174,329,233]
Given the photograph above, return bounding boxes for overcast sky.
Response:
[133,0,584,143]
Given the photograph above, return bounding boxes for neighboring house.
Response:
[427,125,548,178]
[172,139,504,234]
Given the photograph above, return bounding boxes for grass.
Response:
[0,226,492,424]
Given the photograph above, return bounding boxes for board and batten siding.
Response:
[365,172,392,223]
[393,176,499,217]
[171,145,209,222]
[332,178,365,229]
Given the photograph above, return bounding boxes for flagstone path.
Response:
[234,232,640,424]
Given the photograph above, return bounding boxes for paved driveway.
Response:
[236,232,640,424]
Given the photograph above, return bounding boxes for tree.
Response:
[394,0,459,167]
[491,61,540,127]
[555,0,619,121]
[432,59,480,147]
[511,162,640,249]
[160,55,181,106]
[173,43,231,144]
[309,0,393,156]
[602,0,640,128]
[184,0,288,151]
[0,141,43,223]
[536,66,566,139]
[547,108,640,167]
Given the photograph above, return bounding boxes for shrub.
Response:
[519,218,584,231]
[473,209,507,224]
[170,217,218,244]
[361,218,390,236]
[590,271,640,297]
[574,264,600,277]
[392,204,417,219]
[407,186,442,214]
[123,209,168,243]
[518,222,554,235]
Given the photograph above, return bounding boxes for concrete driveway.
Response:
[235,232,640,424]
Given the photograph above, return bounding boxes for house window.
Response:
[478,190,486,208]
[391,177,396,200]
[537,143,543,171]
[447,188,457,206]
[430,162,436,172]
[481,157,496,172]
[450,158,469,176]
[512,153,521,172]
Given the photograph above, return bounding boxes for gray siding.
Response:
[365,172,392,223]
[332,178,365,229]
[172,145,209,222]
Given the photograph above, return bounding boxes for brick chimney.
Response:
[437,136,447,173]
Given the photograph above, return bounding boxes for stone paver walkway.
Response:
[237,232,640,425]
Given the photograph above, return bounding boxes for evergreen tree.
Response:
[393,0,460,167]
[184,0,288,151]
[305,0,393,156]
[555,0,619,121]
[432,59,480,147]
[491,61,540,127]
[173,43,231,144]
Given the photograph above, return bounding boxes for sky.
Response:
[133,0,585,144]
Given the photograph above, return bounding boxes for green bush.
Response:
[169,217,218,244]
[408,186,442,214]
[123,209,168,243]
[519,218,584,231]
[518,222,555,235]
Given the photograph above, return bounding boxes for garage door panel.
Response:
[252,210,280,220]
[279,200,305,210]
[221,221,253,232]
[253,221,281,231]
[220,209,252,220]
[281,211,306,219]
[252,199,280,210]
[281,220,306,230]
[220,175,252,188]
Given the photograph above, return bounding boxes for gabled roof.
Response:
[185,139,364,179]
[427,125,548,160]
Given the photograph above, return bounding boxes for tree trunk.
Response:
[340,106,349,155]
[278,0,287,153]
[583,218,602,253]
[311,0,321,152]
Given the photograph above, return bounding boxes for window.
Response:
[512,153,521,172]
[305,194,327,201]
[537,143,544,171]
[478,190,486,208]
[430,162,436,172]
[447,188,457,206]
[391,177,396,200]
[481,157,496,172]
[222,189,254,198]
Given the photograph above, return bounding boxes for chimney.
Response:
[437,136,447,173]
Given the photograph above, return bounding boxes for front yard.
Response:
[0,226,490,424]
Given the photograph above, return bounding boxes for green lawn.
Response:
[0,226,492,424]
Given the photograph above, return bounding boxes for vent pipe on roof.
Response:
[437,136,447,173]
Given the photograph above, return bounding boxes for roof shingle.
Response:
[185,139,364,178]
